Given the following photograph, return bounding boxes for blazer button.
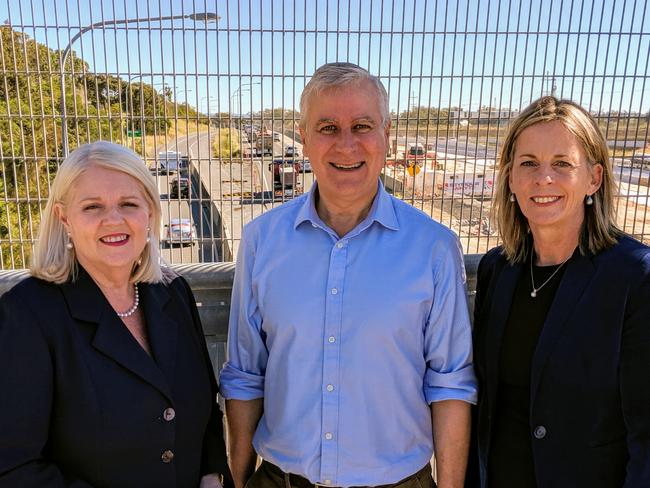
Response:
[161,450,174,463]
[533,425,547,439]
[163,407,176,421]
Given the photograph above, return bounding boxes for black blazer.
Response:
[468,235,650,488]
[0,267,229,488]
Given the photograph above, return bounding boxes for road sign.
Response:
[127,130,142,137]
[407,163,421,176]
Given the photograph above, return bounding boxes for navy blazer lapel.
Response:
[485,260,522,410]
[61,268,174,402]
[530,253,596,404]
[141,282,179,390]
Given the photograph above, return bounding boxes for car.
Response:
[631,153,648,166]
[301,159,312,172]
[273,133,281,142]
[164,218,197,246]
[178,155,190,171]
[170,176,189,198]
[285,145,300,158]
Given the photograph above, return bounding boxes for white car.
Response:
[157,150,181,174]
[164,218,197,246]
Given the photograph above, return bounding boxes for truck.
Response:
[255,131,274,156]
[157,152,177,174]
[156,150,184,174]
[400,143,438,169]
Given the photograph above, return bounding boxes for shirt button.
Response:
[331,288,338,295]
[161,449,174,463]
[324,432,333,440]
[336,242,344,249]
[163,407,175,421]
[533,425,547,439]
[326,384,334,392]
[323,480,332,485]
[312,223,318,228]
[328,336,336,343]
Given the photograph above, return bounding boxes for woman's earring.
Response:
[66,233,74,250]
[509,193,516,202]
[146,227,151,243]
[585,194,593,206]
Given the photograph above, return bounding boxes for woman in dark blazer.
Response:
[467,97,650,487]
[0,142,230,488]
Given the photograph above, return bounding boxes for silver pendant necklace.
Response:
[530,252,569,298]
[116,283,140,317]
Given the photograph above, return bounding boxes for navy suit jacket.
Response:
[0,267,229,488]
[468,235,650,488]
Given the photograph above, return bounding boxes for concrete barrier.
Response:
[0,255,482,372]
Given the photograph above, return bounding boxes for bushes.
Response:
[212,128,240,159]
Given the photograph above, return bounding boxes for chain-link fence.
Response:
[1,0,648,269]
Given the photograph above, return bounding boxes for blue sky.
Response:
[2,0,648,115]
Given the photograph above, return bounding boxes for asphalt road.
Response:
[156,132,225,264]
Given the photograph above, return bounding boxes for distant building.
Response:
[449,107,519,124]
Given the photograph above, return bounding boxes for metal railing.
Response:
[0,0,648,269]
[0,255,482,373]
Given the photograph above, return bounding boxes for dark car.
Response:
[285,145,300,158]
[170,176,189,198]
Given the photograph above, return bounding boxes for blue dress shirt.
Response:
[220,181,477,487]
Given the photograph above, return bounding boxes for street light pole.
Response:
[230,82,260,125]
[58,12,219,157]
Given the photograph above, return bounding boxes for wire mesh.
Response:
[0,0,648,269]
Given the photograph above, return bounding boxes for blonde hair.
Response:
[299,62,389,128]
[494,96,621,263]
[30,141,168,284]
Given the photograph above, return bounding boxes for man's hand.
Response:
[431,399,471,488]
[226,398,264,488]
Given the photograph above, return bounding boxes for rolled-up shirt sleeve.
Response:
[219,226,267,400]
[423,235,478,405]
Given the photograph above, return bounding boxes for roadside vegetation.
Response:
[0,27,207,267]
[212,128,241,159]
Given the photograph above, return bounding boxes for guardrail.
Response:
[0,255,482,373]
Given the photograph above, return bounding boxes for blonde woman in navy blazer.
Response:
[0,142,230,488]
[466,97,650,487]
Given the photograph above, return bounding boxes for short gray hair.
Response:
[299,62,389,128]
[30,141,169,284]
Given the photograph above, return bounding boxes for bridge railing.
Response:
[0,255,482,373]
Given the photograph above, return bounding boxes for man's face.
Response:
[299,81,390,207]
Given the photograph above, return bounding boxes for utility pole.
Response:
[409,91,418,114]
[551,75,557,97]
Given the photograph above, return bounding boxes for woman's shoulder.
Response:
[598,235,650,273]
[479,245,508,272]
[144,271,194,307]
[1,275,61,305]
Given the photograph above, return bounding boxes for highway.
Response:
[156,131,231,264]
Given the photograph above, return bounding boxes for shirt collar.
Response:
[294,180,400,234]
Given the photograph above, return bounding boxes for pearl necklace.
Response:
[116,283,140,317]
[530,252,569,298]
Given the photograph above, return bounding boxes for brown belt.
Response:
[261,460,433,488]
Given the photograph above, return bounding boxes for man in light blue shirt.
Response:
[220,62,477,488]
